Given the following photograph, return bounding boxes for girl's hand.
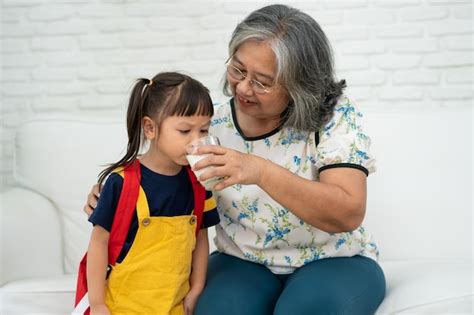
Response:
[90,304,110,315]
[193,145,267,191]
[183,289,201,315]
[83,183,100,217]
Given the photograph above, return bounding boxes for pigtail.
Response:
[97,78,151,188]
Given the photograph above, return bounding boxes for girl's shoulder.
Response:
[101,172,124,194]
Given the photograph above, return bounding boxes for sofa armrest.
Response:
[1,187,64,285]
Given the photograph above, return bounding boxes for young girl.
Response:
[77,72,220,315]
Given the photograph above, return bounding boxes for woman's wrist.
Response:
[254,154,271,187]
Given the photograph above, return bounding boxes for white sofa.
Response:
[1,107,472,314]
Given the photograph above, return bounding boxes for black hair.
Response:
[98,72,213,187]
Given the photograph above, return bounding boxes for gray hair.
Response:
[223,4,346,132]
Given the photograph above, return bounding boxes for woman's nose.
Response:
[236,77,255,97]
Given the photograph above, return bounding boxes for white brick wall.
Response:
[1,0,473,191]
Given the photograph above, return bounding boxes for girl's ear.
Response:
[142,116,157,140]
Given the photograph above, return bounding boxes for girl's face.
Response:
[144,114,211,167]
[227,40,290,123]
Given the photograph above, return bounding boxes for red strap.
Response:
[74,160,141,313]
[108,160,141,263]
[74,253,90,314]
[186,166,206,236]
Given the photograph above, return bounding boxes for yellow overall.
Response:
[105,177,197,314]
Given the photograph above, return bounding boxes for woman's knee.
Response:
[195,252,282,315]
[273,256,385,315]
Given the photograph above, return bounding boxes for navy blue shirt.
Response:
[89,163,220,262]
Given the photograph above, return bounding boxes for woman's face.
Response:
[227,40,290,123]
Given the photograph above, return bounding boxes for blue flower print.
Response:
[234,196,259,223]
[357,132,369,142]
[237,212,250,221]
[231,183,243,192]
[293,156,301,166]
[323,120,335,136]
[264,138,271,147]
[278,130,307,147]
[259,204,297,247]
[356,150,369,161]
[299,245,326,265]
[335,238,346,250]
[263,226,291,247]
[243,251,271,266]
[243,140,254,153]
[221,212,235,227]
[211,116,228,126]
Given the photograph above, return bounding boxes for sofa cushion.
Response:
[395,296,473,314]
[376,261,473,314]
[0,274,75,315]
[14,115,127,274]
[1,188,63,284]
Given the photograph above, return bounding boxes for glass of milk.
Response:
[186,135,223,190]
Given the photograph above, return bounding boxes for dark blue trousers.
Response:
[195,252,385,315]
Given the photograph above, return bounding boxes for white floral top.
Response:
[209,96,379,274]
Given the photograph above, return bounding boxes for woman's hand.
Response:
[83,183,100,217]
[193,145,267,191]
[183,289,201,315]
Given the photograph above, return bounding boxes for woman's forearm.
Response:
[87,226,110,307]
[256,156,367,233]
[194,145,367,233]
[189,229,209,293]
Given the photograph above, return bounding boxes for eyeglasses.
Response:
[225,60,275,95]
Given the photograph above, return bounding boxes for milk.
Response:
[186,154,223,190]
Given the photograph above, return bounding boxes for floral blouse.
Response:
[209,96,379,274]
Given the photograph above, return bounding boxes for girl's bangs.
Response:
[164,80,214,118]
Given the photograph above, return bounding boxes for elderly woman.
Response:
[86,4,385,315]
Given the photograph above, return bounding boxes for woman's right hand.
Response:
[83,183,100,217]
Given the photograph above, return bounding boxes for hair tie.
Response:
[148,79,153,86]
